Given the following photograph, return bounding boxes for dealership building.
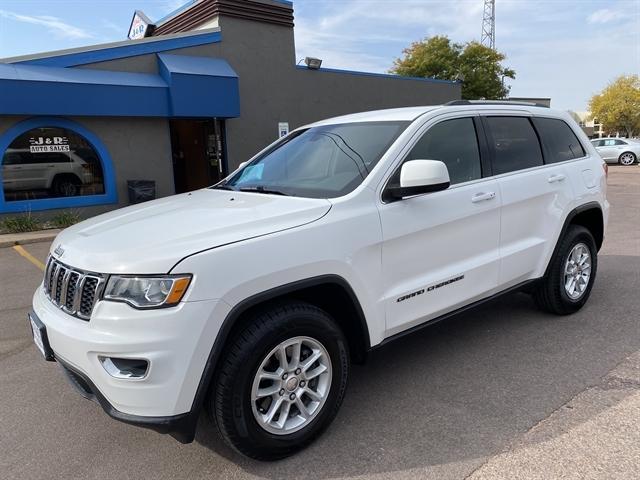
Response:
[0,0,460,217]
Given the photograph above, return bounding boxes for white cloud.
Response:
[587,8,625,24]
[0,10,92,39]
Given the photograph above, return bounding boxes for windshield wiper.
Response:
[239,186,289,196]
[211,184,236,191]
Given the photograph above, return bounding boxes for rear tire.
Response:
[618,152,636,166]
[534,225,597,315]
[211,301,349,460]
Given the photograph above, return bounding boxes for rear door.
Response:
[483,115,578,287]
[378,114,502,336]
[597,139,618,162]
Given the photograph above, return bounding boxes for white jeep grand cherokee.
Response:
[30,101,609,460]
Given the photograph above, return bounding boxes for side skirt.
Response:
[374,278,540,349]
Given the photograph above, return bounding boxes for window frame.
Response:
[0,117,117,213]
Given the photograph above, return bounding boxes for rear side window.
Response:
[533,117,585,163]
[486,117,543,174]
[405,117,482,185]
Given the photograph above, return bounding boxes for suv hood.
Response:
[51,189,331,273]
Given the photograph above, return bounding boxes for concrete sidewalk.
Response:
[0,229,60,248]
[468,351,640,480]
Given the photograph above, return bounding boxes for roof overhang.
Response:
[0,54,239,118]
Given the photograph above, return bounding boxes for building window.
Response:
[3,127,105,201]
[0,118,117,213]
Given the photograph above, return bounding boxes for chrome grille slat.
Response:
[59,269,72,307]
[50,264,61,301]
[42,257,104,321]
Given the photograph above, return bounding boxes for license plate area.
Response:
[28,312,55,361]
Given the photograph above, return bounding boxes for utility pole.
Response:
[481,0,496,50]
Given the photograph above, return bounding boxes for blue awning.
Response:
[0,53,239,118]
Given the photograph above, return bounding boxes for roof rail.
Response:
[444,100,550,108]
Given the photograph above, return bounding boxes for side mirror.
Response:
[386,159,450,200]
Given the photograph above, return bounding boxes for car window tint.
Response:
[405,117,482,185]
[224,121,409,198]
[533,117,585,163]
[486,117,543,174]
[614,139,627,145]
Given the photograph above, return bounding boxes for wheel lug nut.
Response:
[289,393,296,400]
[295,368,301,375]
[299,381,305,387]
[279,389,285,396]
[282,373,288,380]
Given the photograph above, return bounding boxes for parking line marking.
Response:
[13,245,46,271]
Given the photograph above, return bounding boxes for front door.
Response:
[170,119,225,194]
[379,115,502,337]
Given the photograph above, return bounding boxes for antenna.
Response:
[481,0,496,49]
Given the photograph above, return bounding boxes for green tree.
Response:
[391,36,516,100]
[589,75,640,138]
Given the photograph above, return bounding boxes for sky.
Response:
[0,0,638,111]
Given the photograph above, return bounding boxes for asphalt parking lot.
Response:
[1,166,639,480]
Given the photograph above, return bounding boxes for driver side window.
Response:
[405,117,482,185]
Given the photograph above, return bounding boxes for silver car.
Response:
[590,138,640,165]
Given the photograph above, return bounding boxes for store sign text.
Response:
[29,136,70,153]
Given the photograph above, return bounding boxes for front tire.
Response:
[534,225,598,315]
[211,301,349,460]
[618,152,636,166]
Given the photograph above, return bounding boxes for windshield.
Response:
[218,121,409,198]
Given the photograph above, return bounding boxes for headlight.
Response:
[103,275,192,309]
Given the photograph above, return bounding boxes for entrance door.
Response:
[170,119,225,194]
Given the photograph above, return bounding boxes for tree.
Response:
[391,35,516,100]
[589,75,640,138]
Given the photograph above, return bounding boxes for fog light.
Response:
[99,356,149,379]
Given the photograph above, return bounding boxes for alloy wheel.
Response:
[251,336,332,435]
[563,242,592,300]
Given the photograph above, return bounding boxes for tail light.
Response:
[602,162,608,178]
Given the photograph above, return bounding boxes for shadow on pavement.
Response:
[194,254,640,479]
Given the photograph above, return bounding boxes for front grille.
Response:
[43,257,105,321]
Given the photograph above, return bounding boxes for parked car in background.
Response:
[591,138,640,165]
[2,149,94,197]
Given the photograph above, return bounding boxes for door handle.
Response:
[547,174,566,183]
[471,191,496,203]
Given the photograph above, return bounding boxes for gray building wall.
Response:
[216,16,460,167]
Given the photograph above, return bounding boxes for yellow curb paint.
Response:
[13,245,46,271]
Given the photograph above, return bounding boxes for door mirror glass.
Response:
[386,159,450,200]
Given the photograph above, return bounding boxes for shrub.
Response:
[1,213,41,233]
[51,210,81,229]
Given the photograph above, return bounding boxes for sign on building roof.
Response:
[128,10,155,40]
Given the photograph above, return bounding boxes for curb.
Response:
[0,229,61,249]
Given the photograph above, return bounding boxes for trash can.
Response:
[127,180,156,204]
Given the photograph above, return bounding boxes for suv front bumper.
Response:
[31,285,230,441]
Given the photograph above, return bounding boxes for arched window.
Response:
[0,118,116,213]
